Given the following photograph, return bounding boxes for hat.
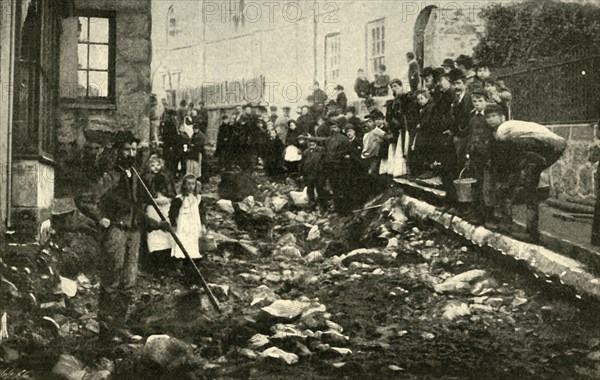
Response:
[282,106,291,110]
[345,123,356,131]
[433,67,447,81]
[485,103,504,115]
[287,119,297,127]
[421,66,435,78]
[113,130,140,148]
[270,105,278,111]
[471,86,487,97]
[389,78,403,87]
[455,54,473,68]
[335,84,344,90]
[442,58,455,68]
[449,68,466,82]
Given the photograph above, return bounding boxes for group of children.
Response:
[143,154,207,275]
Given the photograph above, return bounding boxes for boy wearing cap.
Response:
[464,88,495,224]
[455,55,483,91]
[442,58,455,73]
[484,78,512,119]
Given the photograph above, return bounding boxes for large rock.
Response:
[55,276,78,298]
[141,335,193,368]
[51,354,86,380]
[261,300,312,320]
[277,233,297,246]
[277,245,303,259]
[307,225,320,241]
[340,249,395,266]
[433,270,489,294]
[442,302,471,321]
[216,200,235,214]
[250,285,280,307]
[271,196,288,212]
[83,371,111,380]
[289,188,309,208]
[260,347,299,365]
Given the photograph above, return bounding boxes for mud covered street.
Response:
[2,173,600,380]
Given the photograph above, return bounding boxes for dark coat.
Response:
[386,92,419,139]
[215,123,232,158]
[336,92,348,113]
[285,126,307,147]
[296,114,315,134]
[76,165,158,230]
[325,132,352,166]
[408,61,420,92]
[189,131,206,161]
[433,87,455,137]
[451,91,474,138]
[354,78,371,99]
[301,145,325,179]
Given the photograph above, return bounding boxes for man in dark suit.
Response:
[406,52,420,92]
[449,68,474,170]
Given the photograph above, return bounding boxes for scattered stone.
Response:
[76,274,91,289]
[51,354,86,380]
[1,346,20,364]
[425,240,435,247]
[389,365,404,371]
[237,348,258,359]
[216,200,235,214]
[253,207,276,222]
[271,196,289,212]
[321,330,349,345]
[277,245,303,259]
[434,270,489,294]
[421,332,435,340]
[330,347,352,356]
[289,188,309,208]
[261,300,311,320]
[277,233,297,246]
[442,302,471,321]
[295,342,312,356]
[260,347,299,365]
[386,237,399,250]
[250,285,280,307]
[248,334,271,349]
[141,335,193,368]
[371,268,385,275]
[306,251,324,263]
[40,300,67,310]
[307,225,320,241]
[485,298,505,308]
[587,351,600,361]
[470,304,494,313]
[55,276,78,298]
[326,320,343,333]
[349,262,371,271]
[332,362,346,368]
[83,371,111,380]
[341,248,392,266]
[511,297,528,307]
[271,324,306,341]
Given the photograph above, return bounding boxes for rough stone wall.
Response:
[55,0,152,196]
[423,7,484,68]
[546,123,599,201]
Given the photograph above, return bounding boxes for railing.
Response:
[496,49,600,125]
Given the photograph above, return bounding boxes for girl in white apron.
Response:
[169,175,206,261]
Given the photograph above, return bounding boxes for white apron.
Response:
[146,194,174,252]
[392,135,408,178]
[171,194,203,259]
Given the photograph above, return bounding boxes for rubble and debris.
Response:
[260,347,299,365]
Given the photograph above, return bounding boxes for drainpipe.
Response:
[312,0,318,83]
[6,0,17,229]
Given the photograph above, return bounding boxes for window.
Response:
[167,5,178,42]
[325,33,341,84]
[367,19,385,74]
[13,0,61,157]
[59,11,115,101]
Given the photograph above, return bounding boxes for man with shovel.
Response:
[76,131,171,343]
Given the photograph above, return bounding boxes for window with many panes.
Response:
[59,11,115,101]
[367,19,385,74]
[325,33,341,84]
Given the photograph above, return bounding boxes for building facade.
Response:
[0,0,153,240]
[152,0,484,111]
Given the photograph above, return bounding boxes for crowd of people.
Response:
[210,53,566,243]
[76,51,569,343]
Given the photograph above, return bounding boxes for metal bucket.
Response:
[453,169,477,203]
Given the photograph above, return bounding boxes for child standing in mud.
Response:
[168,175,207,271]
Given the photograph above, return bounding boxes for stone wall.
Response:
[55,0,152,196]
[546,123,599,201]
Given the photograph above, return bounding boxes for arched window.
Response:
[167,5,178,43]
